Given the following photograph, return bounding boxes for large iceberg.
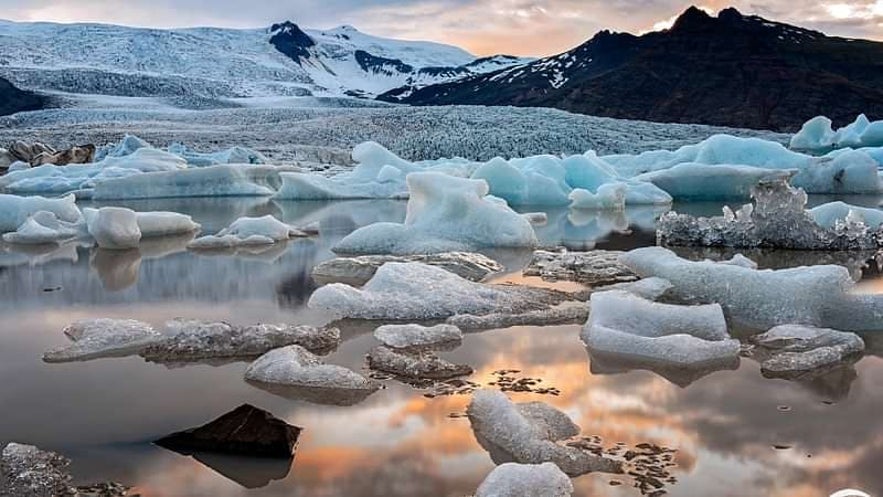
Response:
[309,262,570,320]
[332,172,538,255]
[634,163,794,200]
[657,179,883,250]
[791,114,883,151]
[582,290,740,368]
[620,246,883,331]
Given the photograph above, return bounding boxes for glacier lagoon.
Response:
[0,196,882,496]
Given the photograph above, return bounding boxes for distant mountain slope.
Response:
[0,19,528,100]
[382,7,883,131]
[0,76,44,116]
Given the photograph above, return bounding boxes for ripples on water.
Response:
[0,198,881,497]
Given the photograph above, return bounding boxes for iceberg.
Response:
[43,318,161,363]
[1,211,83,244]
[141,319,340,363]
[311,252,503,286]
[167,143,268,167]
[92,165,291,200]
[189,215,307,249]
[657,179,883,250]
[373,323,463,350]
[83,207,141,250]
[244,345,379,395]
[332,172,537,255]
[581,290,740,368]
[309,262,571,320]
[791,114,883,151]
[0,193,81,233]
[809,201,883,229]
[475,462,574,497]
[620,246,883,331]
[634,163,794,200]
[467,389,622,476]
[568,183,626,210]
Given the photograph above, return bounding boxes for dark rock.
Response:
[155,404,301,458]
[386,7,883,131]
[269,21,315,63]
[0,77,45,117]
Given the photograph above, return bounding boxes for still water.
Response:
[0,198,881,497]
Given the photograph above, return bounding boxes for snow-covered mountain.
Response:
[0,19,529,100]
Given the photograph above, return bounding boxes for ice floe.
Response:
[582,290,740,368]
[467,389,621,476]
[189,215,307,249]
[633,163,794,200]
[523,250,637,286]
[620,246,883,331]
[658,179,883,250]
[448,301,589,332]
[752,325,865,377]
[43,318,161,363]
[83,207,141,249]
[0,193,81,232]
[475,462,574,497]
[791,114,883,151]
[332,172,538,255]
[311,252,503,286]
[1,210,83,244]
[373,323,463,350]
[141,319,340,364]
[367,346,473,380]
[309,262,570,320]
[92,165,293,200]
[244,345,379,398]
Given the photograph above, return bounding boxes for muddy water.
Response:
[0,198,880,497]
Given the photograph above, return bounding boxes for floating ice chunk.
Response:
[135,211,201,238]
[273,171,408,200]
[523,250,637,286]
[475,462,574,497]
[2,211,83,244]
[467,389,621,476]
[753,324,864,376]
[43,318,161,363]
[809,201,883,229]
[448,302,589,332]
[245,345,378,393]
[634,163,794,200]
[373,323,463,349]
[83,207,141,250]
[790,116,837,151]
[167,143,268,166]
[794,149,881,193]
[92,165,289,200]
[367,346,473,380]
[189,215,306,249]
[0,193,81,233]
[333,172,537,255]
[141,319,340,363]
[791,114,883,151]
[472,158,529,205]
[311,252,503,286]
[96,134,151,160]
[601,277,673,300]
[657,179,883,250]
[620,246,883,331]
[309,262,569,320]
[582,290,739,368]
[569,183,626,210]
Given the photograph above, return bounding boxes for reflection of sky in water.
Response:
[0,198,880,497]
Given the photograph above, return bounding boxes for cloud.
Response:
[0,0,879,56]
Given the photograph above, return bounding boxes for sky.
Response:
[0,0,880,56]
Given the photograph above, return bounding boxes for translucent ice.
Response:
[92,165,289,200]
[791,114,883,151]
[568,183,626,210]
[309,262,570,320]
[43,318,161,363]
[332,172,538,255]
[582,290,739,368]
[634,163,794,200]
[809,201,883,229]
[475,462,574,497]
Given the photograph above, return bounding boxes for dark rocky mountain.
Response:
[268,21,316,62]
[0,76,45,116]
[381,7,883,131]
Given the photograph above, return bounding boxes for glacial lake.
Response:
[1,197,882,497]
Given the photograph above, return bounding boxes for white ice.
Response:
[1,210,83,244]
[189,215,306,249]
[582,290,740,368]
[333,172,537,255]
[475,462,574,497]
[43,318,161,362]
[84,207,200,249]
[245,345,379,392]
[373,323,463,349]
[0,193,81,233]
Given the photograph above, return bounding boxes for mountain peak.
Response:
[671,5,714,31]
[268,21,315,62]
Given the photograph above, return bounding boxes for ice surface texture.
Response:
[657,179,883,250]
[332,172,538,255]
[620,247,883,331]
[753,324,864,376]
[1,443,76,497]
[582,290,740,368]
[791,114,883,151]
[373,323,463,349]
[245,345,378,392]
[0,193,81,232]
[367,346,473,380]
[309,262,570,320]
[43,318,161,363]
[1,210,82,244]
[311,252,502,286]
[523,250,637,286]
[475,462,574,497]
[84,207,200,250]
[467,389,622,476]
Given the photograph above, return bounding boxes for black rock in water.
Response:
[383,6,883,131]
[155,404,302,458]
